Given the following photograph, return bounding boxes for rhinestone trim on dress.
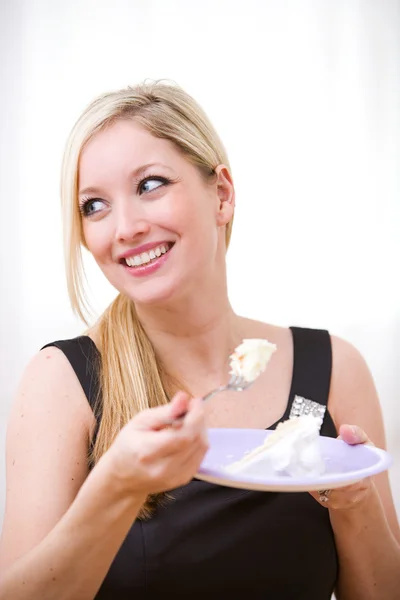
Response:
[289,395,326,428]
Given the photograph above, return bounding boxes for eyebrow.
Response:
[78,162,175,197]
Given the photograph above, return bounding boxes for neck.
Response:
[135,284,243,397]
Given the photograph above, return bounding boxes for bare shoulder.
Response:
[10,345,95,434]
[238,317,292,349]
[0,345,95,570]
[238,317,294,392]
[328,335,384,443]
[238,316,293,365]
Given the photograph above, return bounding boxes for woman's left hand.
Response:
[309,424,375,510]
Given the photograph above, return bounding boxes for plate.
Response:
[195,428,393,492]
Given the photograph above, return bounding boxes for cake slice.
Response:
[227,415,325,478]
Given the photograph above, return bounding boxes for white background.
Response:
[0,0,399,535]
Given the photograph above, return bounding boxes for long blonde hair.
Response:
[61,81,233,516]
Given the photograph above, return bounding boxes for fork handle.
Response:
[202,384,229,402]
[163,384,229,427]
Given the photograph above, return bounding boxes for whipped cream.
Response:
[227,415,325,478]
[230,339,277,383]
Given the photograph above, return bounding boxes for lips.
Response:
[121,242,174,278]
[118,241,174,262]
[123,242,173,268]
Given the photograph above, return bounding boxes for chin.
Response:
[121,276,187,308]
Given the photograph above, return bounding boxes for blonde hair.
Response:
[61,81,233,517]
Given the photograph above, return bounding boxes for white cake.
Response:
[230,339,277,383]
[227,415,325,478]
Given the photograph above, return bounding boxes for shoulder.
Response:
[237,318,294,388]
[243,318,383,430]
[4,341,96,491]
[237,317,292,349]
[11,338,96,436]
[328,334,385,444]
[329,334,377,413]
[41,334,100,361]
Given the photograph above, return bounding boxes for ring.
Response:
[318,489,331,503]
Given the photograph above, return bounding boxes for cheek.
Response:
[82,222,112,261]
[186,195,219,248]
[171,188,216,236]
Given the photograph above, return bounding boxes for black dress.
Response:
[43,326,338,599]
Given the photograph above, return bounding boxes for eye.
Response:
[79,198,105,217]
[139,176,169,195]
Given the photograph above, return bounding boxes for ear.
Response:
[214,165,235,226]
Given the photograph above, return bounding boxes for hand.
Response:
[310,425,375,510]
[106,392,209,496]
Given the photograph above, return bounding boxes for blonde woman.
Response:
[0,82,398,599]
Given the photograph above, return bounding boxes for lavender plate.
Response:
[195,428,393,492]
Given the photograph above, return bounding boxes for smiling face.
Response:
[78,119,234,306]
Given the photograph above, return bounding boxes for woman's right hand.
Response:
[104,392,209,496]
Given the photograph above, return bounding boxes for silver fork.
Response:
[202,373,252,401]
[165,373,253,427]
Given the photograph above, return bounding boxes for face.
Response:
[78,119,234,306]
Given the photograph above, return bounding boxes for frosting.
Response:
[230,339,277,383]
[227,415,325,478]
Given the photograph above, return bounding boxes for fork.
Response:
[202,373,253,401]
[164,373,253,427]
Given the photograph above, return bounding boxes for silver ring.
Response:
[318,489,331,503]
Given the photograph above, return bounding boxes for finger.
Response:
[339,424,373,446]
[169,394,204,423]
[164,396,205,431]
[160,399,208,455]
[169,391,192,420]
[309,477,371,510]
[178,397,207,438]
[183,396,204,421]
[138,407,208,457]
[133,392,191,431]
[156,392,193,428]
[308,490,330,506]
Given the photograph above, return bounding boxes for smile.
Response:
[123,243,174,268]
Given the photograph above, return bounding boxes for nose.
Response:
[114,198,151,243]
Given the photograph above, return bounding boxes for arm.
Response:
[0,452,146,600]
[0,347,207,599]
[327,336,400,600]
[0,347,145,600]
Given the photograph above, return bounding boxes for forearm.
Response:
[331,483,400,600]
[0,454,146,600]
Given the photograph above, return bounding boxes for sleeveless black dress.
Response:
[43,326,338,599]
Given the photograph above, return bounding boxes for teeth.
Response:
[125,243,171,267]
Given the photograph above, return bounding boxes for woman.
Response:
[0,81,398,599]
